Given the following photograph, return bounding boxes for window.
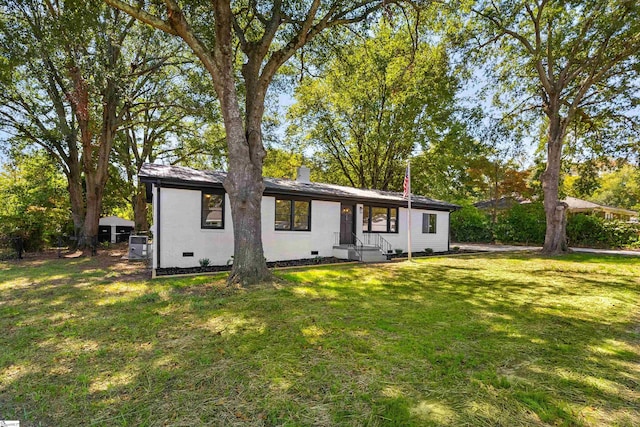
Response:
[362,206,398,233]
[422,213,437,234]
[202,191,224,229]
[275,198,311,231]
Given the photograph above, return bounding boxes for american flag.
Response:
[403,164,409,199]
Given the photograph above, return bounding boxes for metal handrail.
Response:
[377,234,392,255]
[351,232,363,262]
[362,233,392,255]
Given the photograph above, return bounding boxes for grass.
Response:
[0,252,639,426]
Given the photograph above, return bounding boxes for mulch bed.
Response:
[156,256,353,276]
[386,249,479,259]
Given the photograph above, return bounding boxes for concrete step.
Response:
[359,247,388,263]
[332,245,388,262]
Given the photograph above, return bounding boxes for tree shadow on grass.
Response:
[0,254,638,426]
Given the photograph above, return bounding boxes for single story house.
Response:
[139,163,459,274]
[98,216,135,243]
[474,195,638,222]
[563,196,638,222]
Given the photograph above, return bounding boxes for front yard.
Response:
[1,252,638,426]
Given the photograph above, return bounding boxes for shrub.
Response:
[494,202,546,245]
[199,258,210,267]
[424,248,434,254]
[567,214,640,248]
[450,206,492,242]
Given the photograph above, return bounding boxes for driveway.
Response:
[454,242,640,257]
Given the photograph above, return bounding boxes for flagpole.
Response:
[407,160,412,262]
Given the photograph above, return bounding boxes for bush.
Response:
[567,214,640,248]
[450,206,493,242]
[494,202,546,245]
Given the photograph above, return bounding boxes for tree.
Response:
[592,163,640,211]
[0,0,174,250]
[0,150,70,251]
[105,0,401,284]
[467,156,532,222]
[288,18,480,198]
[471,0,640,253]
[112,58,224,231]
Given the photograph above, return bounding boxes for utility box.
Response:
[128,235,149,260]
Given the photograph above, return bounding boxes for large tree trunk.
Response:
[134,182,149,232]
[83,175,103,250]
[541,114,569,254]
[221,90,271,286]
[67,163,85,245]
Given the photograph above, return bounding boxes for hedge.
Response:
[451,204,640,248]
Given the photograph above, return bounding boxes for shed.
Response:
[99,216,135,243]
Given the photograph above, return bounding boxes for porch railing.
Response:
[334,232,391,262]
[362,233,392,255]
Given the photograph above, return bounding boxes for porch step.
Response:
[332,245,389,262]
[359,246,388,263]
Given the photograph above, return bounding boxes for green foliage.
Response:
[450,205,493,242]
[591,164,640,211]
[493,203,546,245]
[454,203,639,248]
[570,159,601,198]
[0,151,70,250]
[567,214,640,248]
[262,148,304,179]
[288,21,480,194]
[199,258,210,267]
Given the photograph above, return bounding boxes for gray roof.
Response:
[475,194,637,217]
[139,163,459,211]
[564,196,637,216]
[474,196,531,210]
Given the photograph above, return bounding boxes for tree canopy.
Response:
[469,0,640,253]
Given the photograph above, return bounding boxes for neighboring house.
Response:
[98,216,134,243]
[563,196,638,222]
[139,163,459,274]
[474,195,638,222]
[473,195,531,211]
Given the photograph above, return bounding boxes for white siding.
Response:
[355,204,450,253]
[152,186,450,269]
[155,188,341,268]
[158,187,234,268]
[262,197,340,261]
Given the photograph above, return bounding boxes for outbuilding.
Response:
[98,216,135,244]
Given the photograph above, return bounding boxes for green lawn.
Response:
[1,253,639,426]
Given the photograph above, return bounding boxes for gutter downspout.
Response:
[156,180,161,274]
[448,210,451,252]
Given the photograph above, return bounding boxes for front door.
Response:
[340,204,355,244]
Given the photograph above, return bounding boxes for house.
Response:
[139,164,459,275]
[474,195,638,222]
[98,216,135,243]
[563,196,638,222]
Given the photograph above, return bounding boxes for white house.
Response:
[139,163,459,274]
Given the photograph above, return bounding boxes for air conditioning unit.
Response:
[128,235,149,260]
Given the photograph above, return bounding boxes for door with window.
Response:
[340,204,355,244]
